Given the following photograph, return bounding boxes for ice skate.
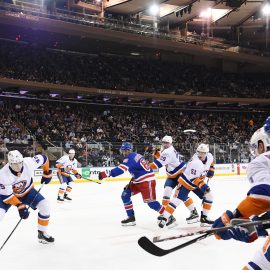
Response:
[186,208,199,224]
[57,196,64,203]
[38,230,55,244]
[64,193,72,201]
[121,216,136,226]
[200,212,214,227]
[166,215,177,228]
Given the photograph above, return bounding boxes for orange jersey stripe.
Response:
[149,163,159,170]
[3,195,21,206]
[178,177,196,191]
[41,158,50,172]
[237,196,270,217]
[263,236,270,254]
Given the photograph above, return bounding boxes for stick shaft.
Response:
[0,184,45,252]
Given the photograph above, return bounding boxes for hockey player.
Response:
[158,145,214,228]
[184,144,215,224]
[212,125,270,269]
[56,149,81,202]
[0,150,54,243]
[144,145,160,163]
[98,142,164,226]
[149,135,186,226]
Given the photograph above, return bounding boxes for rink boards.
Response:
[33,163,248,184]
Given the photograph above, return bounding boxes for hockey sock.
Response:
[58,188,65,199]
[147,201,163,212]
[184,197,195,211]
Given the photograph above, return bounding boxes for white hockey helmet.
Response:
[249,127,270,157]
[68,149,75,159]
[8,150,23,172]
[197,144,209,153]
[196,143,209,161]
[161,135,173,144]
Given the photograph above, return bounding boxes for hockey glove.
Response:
[98,170,110,180]
[75,173,82,179]
[212,210,235,240]
[206,171,214,178]
[41,170,52,184]
[213,211,268,242]
[17,203,29,219]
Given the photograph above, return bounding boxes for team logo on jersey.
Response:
[12,180,27,194]
[33,155,40,164]
[65,165,72,172]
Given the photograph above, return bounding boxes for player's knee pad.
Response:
[121,188,131,203]
[163,186,173,197]
[170,197,182,208]
[60,182,67,190]
[36,199,51,216]
[0,208,6,222]
[147,201,161,211]
[164,178,178,189]
[67,181,74,189]
[204,190,214,202]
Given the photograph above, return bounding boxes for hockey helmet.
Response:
[250,127,270,157]
[120,142,132,151]
[8,150,23,172]
[161,135,173,144]
[196,143,209,160]
[68,149,75,159]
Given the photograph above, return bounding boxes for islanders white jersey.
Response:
[247,151,270,188]
[178,154,205,190]
[56,155,78,175]
[191,152,214,177]
[0,155,47,198]
[152,145,186,178]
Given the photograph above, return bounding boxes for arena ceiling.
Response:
[104,0,268,40]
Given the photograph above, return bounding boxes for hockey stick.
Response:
[153,218,270,243]
[138,219,270,256]
[70,173,101,184]
[0,183,45,252]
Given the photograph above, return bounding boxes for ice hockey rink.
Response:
[0,175,266,270]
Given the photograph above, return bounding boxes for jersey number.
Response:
[191,169,197,175]
[140,159,151,171]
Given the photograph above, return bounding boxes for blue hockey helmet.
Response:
[120,142,132,151]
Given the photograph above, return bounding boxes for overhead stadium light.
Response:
[262,4,270,16]
[183,129,196,133]
[200,8,212,18]
[149,4,159,16]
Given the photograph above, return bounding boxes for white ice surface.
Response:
[0,176,266,270]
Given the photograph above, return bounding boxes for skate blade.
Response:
[38,239,54,244]
[187,218,200,224]
[167,222,177,229]
[57,200,64,203]
[200,222,212,227]
[121,222,136,226]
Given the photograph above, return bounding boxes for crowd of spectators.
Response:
[0,98,266,166]
[1,40,270,98]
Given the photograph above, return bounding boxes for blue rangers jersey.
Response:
[110,152,156,184]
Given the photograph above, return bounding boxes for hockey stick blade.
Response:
[70,173,101,184]
[153,219,270,243]
[138,232,213,257]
